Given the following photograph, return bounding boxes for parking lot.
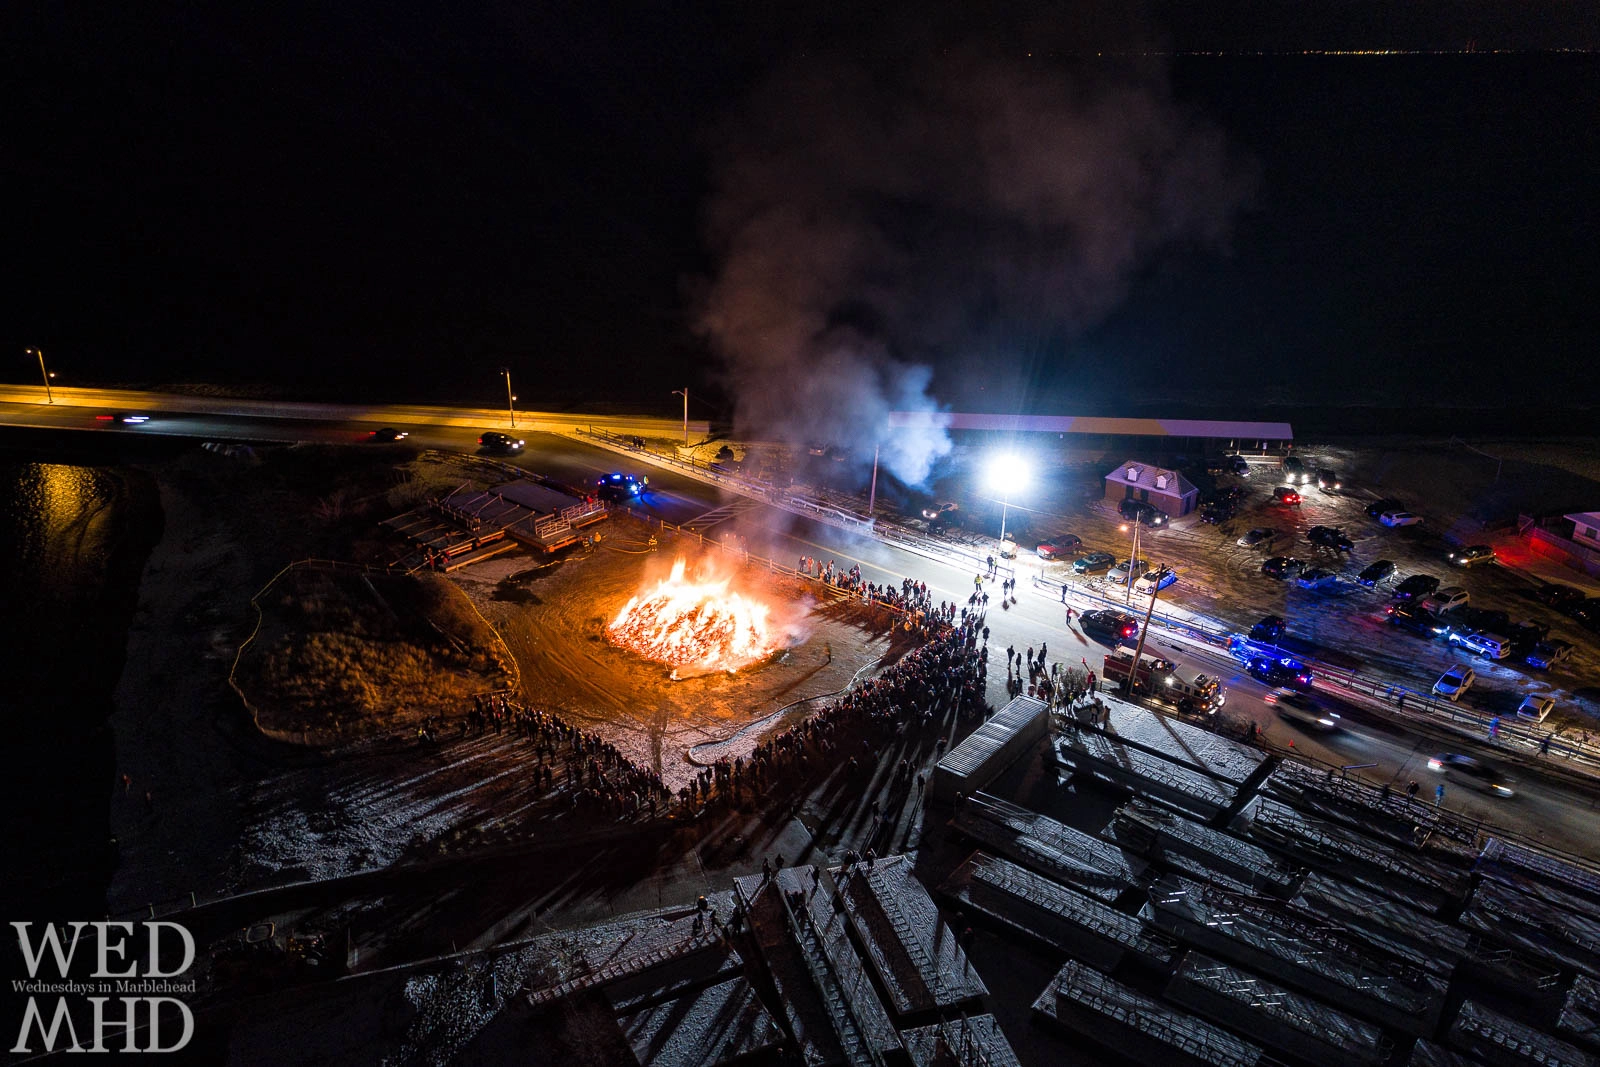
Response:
[1017,445,1600,731]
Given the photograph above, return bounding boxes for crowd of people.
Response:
[677,614,992,818]
[427,694,672,822]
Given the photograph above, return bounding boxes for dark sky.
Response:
[2,2,1597,430]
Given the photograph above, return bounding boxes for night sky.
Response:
[2,3,1597,437]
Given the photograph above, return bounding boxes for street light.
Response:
[26,348,53,404]
[671,389,688,447]
[500,368,516,427]
[985,453,1031,549]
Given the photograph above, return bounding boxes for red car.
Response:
[1273,486,1302,506]
[1035,534,1084,560]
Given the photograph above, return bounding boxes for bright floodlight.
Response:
[986,453,1031,495]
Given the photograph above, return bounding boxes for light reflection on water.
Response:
[0,461,125,654]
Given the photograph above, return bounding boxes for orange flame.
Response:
[608,558,776,672]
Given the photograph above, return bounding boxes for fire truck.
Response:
[1102,646,1226,716]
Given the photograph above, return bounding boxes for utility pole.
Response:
[1124,521,1142,605]
[27,348,53,404]
[671,389,688,447]
[500,368,516,427]
[1125,584,1164,697]
[867,444,880,524]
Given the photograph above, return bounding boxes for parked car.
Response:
[1308,525,1353,552]
[478,431,524,453]
[1249,615,1285,642]
[1073,552,1116,575]
[1389,603,1450,638]
[1267,689,1340,732]
[1358,560,1397,587]
[1132,566,1178,596]
[1447,544,1497,567]
[1296,568,1339,590]
[1572,599,1600,632]
[1107,558,1150,583]
[1282,456,1311,484]
[1457,606,1511,634]
[1504,621,1551,654]
[1366,498,1404,518]
[1516,695,1555,723]
[1316,468,1343,492]
[1035,533,1084,560]
[1118,499,1167,527]
[1238,528,1279,548]
[1246,655,1314,691]
[1261,556,1305,580]
[1229,456,1251,476]
[1205,457,1231,476]
[1200,501,1237,525]
[998,535,1019,559]
[1379,510,1423,528]
[1525,639,1573,670]
[1449,630,1511,660]
[595,472,649,500]
[1421,587,1470,613]
[1392,574,1441,601]
[1533,584,1585,611]
[1080,609,1140,643]
[1432,664,1476,701]
[368,427,408,442]
[1272,486,1302,506]
[1427,753,1514,797]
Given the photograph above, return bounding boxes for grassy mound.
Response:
[236,565,515,742]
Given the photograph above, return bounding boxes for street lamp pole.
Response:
[867,444,880,524]
[671,389,688,447]
[500,368,516,427]
[27,348,53,404]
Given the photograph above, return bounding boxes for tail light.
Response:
[96,414,113,421]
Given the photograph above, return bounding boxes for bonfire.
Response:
[608,558,776,674]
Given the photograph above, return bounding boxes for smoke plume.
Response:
[694,44,1255,484]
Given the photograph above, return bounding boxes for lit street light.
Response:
[26,348,53,404]
[500,368,516,427]
[985,453,1031,550]
[671,389,689,447]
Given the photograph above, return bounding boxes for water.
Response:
[0,445,163,920]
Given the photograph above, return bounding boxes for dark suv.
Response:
[478,431,524,453]
[1080,609,1140,643]
[1308,526,1353,552]
[1393,574,1441,601]
[1389,603,1449,639]
[1118,499,1167,527]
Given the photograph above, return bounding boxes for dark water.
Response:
[0,442,164,922]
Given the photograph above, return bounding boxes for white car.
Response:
[1422,587,1470,613]
[1133,566,1177,596]
[1433,664,1476,702]
[1107,558,1149,583]
[1517,695,1555,722]
[1380,510,1423,527]
[1450,630,1510,660]
[998,535,1018,559]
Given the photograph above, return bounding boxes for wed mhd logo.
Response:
[10,921,196,1053]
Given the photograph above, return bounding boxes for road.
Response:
[6,396,1600,861]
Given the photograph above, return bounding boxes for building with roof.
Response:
[1105,461,1200,518]
[887,411,1293,454]
[1567,513,1600,551]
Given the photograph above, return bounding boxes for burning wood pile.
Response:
[608,558,776,674]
